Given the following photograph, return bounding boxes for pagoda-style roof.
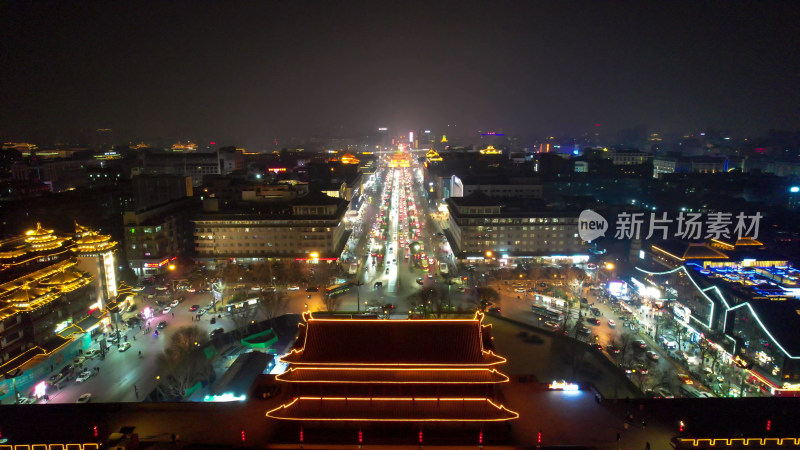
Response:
[267,397,519,422]
[340,153,360,164]
[40,268,85,286]
[24,222,65,251]
[72,222,117,254]
[276,367,509,384]
[6,284,51,304]
[281,313,505,366]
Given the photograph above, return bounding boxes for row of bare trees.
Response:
[216,261,335,288]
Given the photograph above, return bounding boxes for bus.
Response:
[530,304,564,322]
[439,262,449,274]
[325,283,352,297]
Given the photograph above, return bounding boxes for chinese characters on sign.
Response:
[613,212,762,241]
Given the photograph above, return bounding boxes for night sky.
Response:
[1,1,799,147]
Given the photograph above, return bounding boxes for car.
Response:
[170,300,180,307]
[385,268,390,274]
[646,351,660,361]
[76,393,92,404]
[85,349,101,359]
[633,340,648,350]
[607,320,616,327]
[544,320,560,329]
[653,387,674,398]
[514,288,526,293]
[186,288,196,293]
[190,304,200,311]
[577,325,591,335]
[606,344,621,355]
[76,370,93,383]
[158,321,167,329]
[374,281,383,288]
[488,307,501,314]
[590,343,603,351]
[306,287,319,292]
[625,364,649,375]
[49,372,65,384]
[162,306,171,314]
[288,285,300,291]
[416,277,423,285]
[457,286,467,292]
[17,396,35,404]
[210,328,225,338]
[73,356,86,365]
[427,274,434,278]
[586,317,600,325]
[197,308,207,317]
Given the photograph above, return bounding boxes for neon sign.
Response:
[548,380,579,391]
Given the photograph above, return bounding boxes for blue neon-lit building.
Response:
[636,238,800,394]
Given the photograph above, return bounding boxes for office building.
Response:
[193,191,349,266]
[446,191,586,264]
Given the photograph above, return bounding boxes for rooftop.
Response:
[282,312,504,366]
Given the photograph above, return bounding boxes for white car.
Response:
[76,393,92,403]
[170,300,180,307]
[287,286,300,291]
[162,306,171,314]
[76,370,93,383]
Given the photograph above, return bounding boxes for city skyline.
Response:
[2,1,799,148]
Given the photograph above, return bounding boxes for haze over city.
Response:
[2,1,799,148]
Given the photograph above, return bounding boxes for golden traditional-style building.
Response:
[0,222,119,394]
[388,151,410,168]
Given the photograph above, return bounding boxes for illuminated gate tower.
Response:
[268,311,518,440]
[72,222,118,307]
[388,151,410,168]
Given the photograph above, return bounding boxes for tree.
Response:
[229,304,258,338]
[618,332,635,368]
[409,287,448,318]
[258,290,288,320]
[155,326,213,400]
[249,262,275,286]
[321,290,340,312]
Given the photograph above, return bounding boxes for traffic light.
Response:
[93,425,98,437]
[537,431,542,444]
[300,426,304,443]
[419,429,423,444]
[766,419,771,431]
[241,429,246,442]
[479,430,483,444]
[679,420,685,433]
[359,429,363,444]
